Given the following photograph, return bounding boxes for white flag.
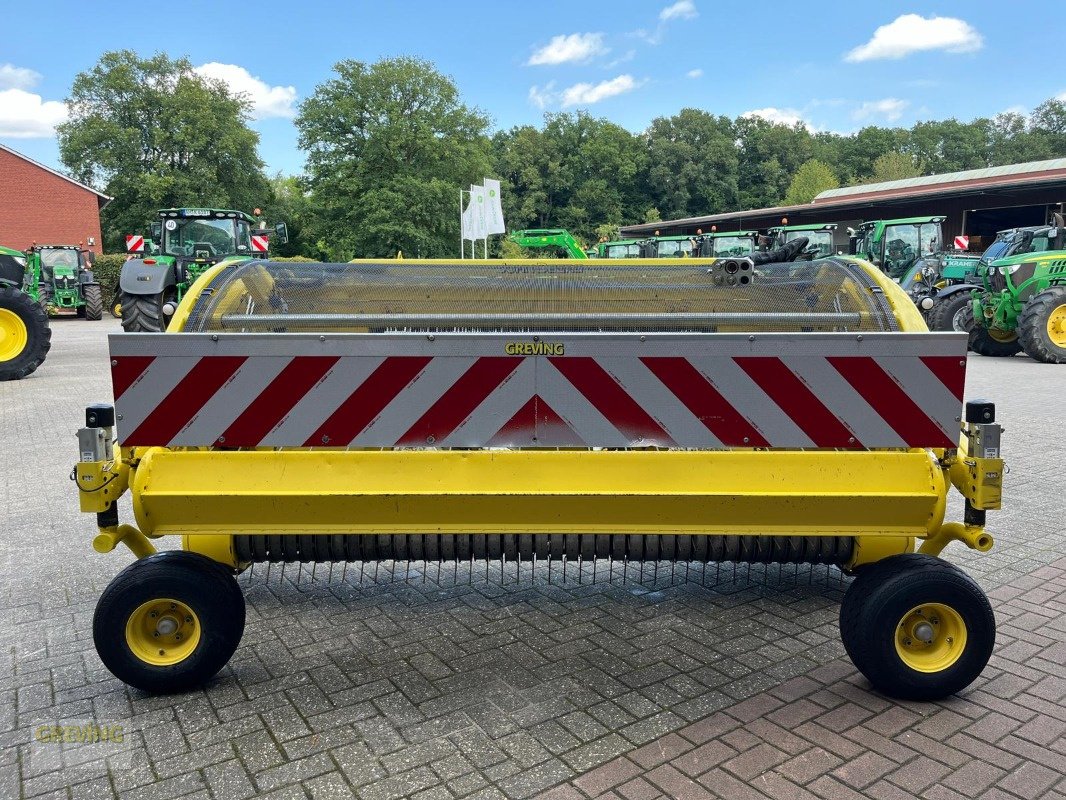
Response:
[484,178,506,234]
[461,193,476,241]
[470,184,488,240]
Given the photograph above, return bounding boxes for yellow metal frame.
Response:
[82,256,999,574]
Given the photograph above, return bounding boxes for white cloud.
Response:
[741,107,810,129]
[0,63,41,90]
[845,14,982,62]
[527,33,608,66]
[0,88,67,137]
[852,98,909,122]
[686,68,703,79]
[660,0,698,20]
[528,82,556,110]
[561,75,642,107]
[193,63,297,119]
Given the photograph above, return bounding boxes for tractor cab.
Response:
[850,217,944,280]
[34,245,82,286]
[766,222,838,259]
[639,235,694,258]
[689,229,759,258]
[597,240,643,258]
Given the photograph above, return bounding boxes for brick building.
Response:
[0,143,111,256]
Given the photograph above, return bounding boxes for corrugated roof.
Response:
[815,158,1066,201]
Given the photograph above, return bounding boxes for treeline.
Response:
[58,52,1066,258]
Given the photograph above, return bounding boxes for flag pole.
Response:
[459,188,464,259]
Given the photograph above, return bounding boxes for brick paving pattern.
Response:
[0,320,1063,799]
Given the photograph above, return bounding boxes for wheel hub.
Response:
[895,603,967,673]
[125,598,200,666]
[1046,303,1066,347]
[0,307,29,362]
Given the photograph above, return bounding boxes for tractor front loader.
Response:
[76,252,1003,700]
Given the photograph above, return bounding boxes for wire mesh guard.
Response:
[184,258,899,333]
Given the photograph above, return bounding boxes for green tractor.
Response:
[0,244,50,380]
[596,239,644,258]
[765,222,839,259]
[24,244,104,320]
[689,229,760,258]
[118,208,287,332]
[966,223,1066,363]
[508,229,589,259]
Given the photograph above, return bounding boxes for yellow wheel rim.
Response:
[112,302,122,318]
[124,598,201,666]
[987,327,1017,343]
[894,603,967,673]
[1047,303,1066,347]
[0,307,29,362]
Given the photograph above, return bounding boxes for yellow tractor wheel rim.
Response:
[125,598,201,666]
[988,327,1017,343]
[0,308,29,362]
[1046,303,1066,347]
[112,302,122,318]
[895,602,967,673]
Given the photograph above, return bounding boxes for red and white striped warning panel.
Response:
[954,235,969,251]
[125,234,144,253]
[108,333,967,450]
[250,234,269,252]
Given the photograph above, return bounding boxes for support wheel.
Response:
[928,293,973,333]
[1017,286,1066,364]
[962,305,1022,357]
[93,551,245,693]
[840,553,994,700]
[83,283,104,321]
[0,283,51,381]
[120,292,169,332]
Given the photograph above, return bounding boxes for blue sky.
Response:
[0,0,1058,179]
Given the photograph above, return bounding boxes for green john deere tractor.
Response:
[0,244,50,380]
[766,223,839,259]
[24,244,104,320]
[118,208,287,332]
[508,229,589,258]
[965,223,1066,363]
[688,229,760,258]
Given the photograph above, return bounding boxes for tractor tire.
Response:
[120,292,167,332]
[962,305,1022,357]
[1017,286,1066,364]
[83,283,104,321]
[93,551,245,693]
[0,283,51,381]
[38,282,53,314]
[840,553,994,700]
[928,293,973,333]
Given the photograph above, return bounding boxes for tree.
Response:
[297,57,491,259]
[644,109,738,220]
[784,160,838,205]
[866,151,921,184]
[58,50,269,252]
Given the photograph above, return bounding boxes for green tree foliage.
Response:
[58,51,269,252]
[644,109,738,220]
[865,151,922,183]
[297,57,491,259]
[784,160,839,205]
[493,112,646,243]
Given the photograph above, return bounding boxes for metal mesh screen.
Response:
[183,258,898,333]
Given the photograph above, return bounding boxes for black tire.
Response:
[928,293,973,333]
[962,305,1022,357]
[840,553,994,701]
[120,292,167,332]
[1017,286,1066,364]
[83,283,104,321]
[93,551,245,693]
[38,282,53,313]
[0,283,51,381]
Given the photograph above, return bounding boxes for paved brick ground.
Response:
[0,319,1063,800]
